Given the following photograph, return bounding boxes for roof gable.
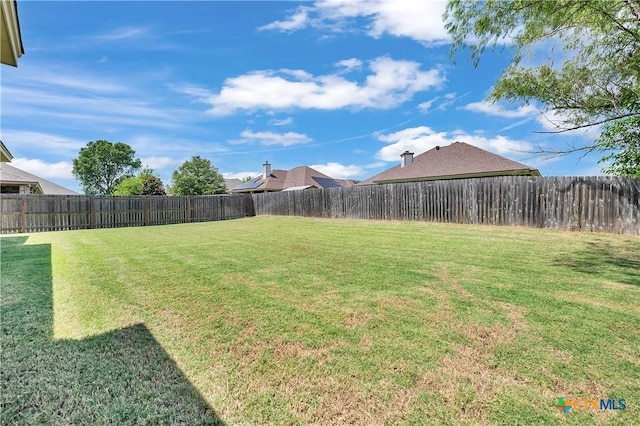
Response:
[359,142,540,185]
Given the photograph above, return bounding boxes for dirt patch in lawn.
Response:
[380,266,532,423]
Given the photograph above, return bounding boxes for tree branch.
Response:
[534,112,640,133]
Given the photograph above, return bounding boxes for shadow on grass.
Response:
[0,237,224,425]
[552,240,640,287]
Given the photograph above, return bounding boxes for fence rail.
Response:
[252,176,640,235]
[0,194,254,234]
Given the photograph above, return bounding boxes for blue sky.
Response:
[1,1,604,193]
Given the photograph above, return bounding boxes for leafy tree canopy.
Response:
[141,173,166,195]
[171,156,227,195]
[112,176,143,196]
[113,168,166,195]
[598,116,640,176]
[72,140,142,195]
[445,0,640,174]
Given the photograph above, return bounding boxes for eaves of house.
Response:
[1,0,24,67]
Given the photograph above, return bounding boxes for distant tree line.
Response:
[72,140,228,195]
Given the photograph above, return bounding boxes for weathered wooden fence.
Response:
[252,176,640,235]
[2,177,639,235]
[0,194,254,234]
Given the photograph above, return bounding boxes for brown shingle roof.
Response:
[358,142,540,185]
[232,165,353,193]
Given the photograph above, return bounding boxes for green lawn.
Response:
[2,216,639,425]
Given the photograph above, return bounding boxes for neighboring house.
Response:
[232,162,355,193]
[223,178,242,193]
[1,0,24,67]
[0,163,79,195]
[358,142,540,185]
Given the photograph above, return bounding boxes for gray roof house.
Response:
[0,163,79,195]
[358,142,540,185]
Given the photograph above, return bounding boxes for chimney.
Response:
[262,161,271,179]
[400,151,414,168]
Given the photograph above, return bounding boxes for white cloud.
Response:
[464,101,539,118]
[310,162,366,179]
[190,57,443,115]
[140,156,177,170]
[268,117,293,126]
[222,171,260,180]
[94,26,150,41]
[0,130,85,154]
[2,85,199,131]
[236,129,312,146]
[261,0,449,44]
[418,97,438,112]
[375,126,534,161]
[463,101,601,139]
[258,8,311,32]
[436,91,470,111]
[129,135,229,158]
[172,84,214,99]
[4,63,127,94]
[10,158,74,180]
[336,58,363,72]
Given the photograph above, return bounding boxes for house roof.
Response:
[223,178,242,191]
[358,142,540,185]
[0,163,79,194]
[232,165,353,193]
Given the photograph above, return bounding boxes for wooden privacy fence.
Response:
[2,177,639,235]
[252,176,640,235]
[0,194,254,234]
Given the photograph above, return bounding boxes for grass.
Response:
[1,216,639,425]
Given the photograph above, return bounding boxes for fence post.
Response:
[88,197,94,229]
[20,198,26,233]
[144,197,149,226]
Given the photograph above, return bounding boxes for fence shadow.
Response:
[551,240,640,287]
[1,237,224,424]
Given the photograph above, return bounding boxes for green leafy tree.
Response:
[171,156,227,195]
[113,168,167,195]
[72,140,142,195]
[241,176,254,183]
[140,172,166,195]
[445,0,640,171]
[112,176,143,195]
[598,117,640,177]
